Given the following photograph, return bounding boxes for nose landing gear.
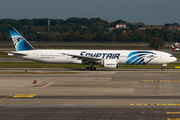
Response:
[161,64,167,71]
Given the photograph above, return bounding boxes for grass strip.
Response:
[119,63,180,69]
[0,62,91,68]
[0,62,179,69]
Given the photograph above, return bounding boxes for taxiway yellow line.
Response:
[13,94,36,98]
[0,94,14,100]
[167,112,180,114]
[175,66,180,69]
[146,73,179,76]
[167,118,180,120]
[131,103,180,106]
[143,80,180,82]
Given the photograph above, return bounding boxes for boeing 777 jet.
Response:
[8,28,177,70]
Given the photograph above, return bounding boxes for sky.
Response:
[0,0,180,25]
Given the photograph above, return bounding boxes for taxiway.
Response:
[0,69,180,120]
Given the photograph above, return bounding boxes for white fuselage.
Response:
[8,49,177,65]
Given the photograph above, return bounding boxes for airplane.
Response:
[8,27,177,71]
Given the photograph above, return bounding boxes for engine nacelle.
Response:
[101,59,118,68]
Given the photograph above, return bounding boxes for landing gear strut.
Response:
[161,66,165,71]
[161,64,167,71]
[84,62,96,71]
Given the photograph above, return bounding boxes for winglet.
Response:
[8,28,34,51]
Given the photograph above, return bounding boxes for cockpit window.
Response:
[170,55,174,57]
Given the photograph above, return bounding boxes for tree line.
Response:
[0,18,180,43]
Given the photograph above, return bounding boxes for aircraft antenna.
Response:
[48,20,50,33]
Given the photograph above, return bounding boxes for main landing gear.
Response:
[84,62,96,71]
[84,67,96,71]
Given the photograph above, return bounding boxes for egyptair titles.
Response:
[80,51,120,59]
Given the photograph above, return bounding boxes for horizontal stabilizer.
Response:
[8,51,27,56]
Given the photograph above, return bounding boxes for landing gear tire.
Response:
[161,68,165,71]
[92,67,96,71]
[161,66,165,71]
[84,67,96,71]
[161,64,167,71]
[84,67,89,71]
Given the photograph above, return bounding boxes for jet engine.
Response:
[101,59,118,68]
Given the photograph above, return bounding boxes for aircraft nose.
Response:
[171,57,177,63]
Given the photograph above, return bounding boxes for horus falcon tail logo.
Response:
[126,51,156,65]
[9,28,34,51]
[12,36,24,46]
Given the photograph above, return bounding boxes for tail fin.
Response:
[8,28,34,51]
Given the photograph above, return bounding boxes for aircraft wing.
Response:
[62,53,102,62]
